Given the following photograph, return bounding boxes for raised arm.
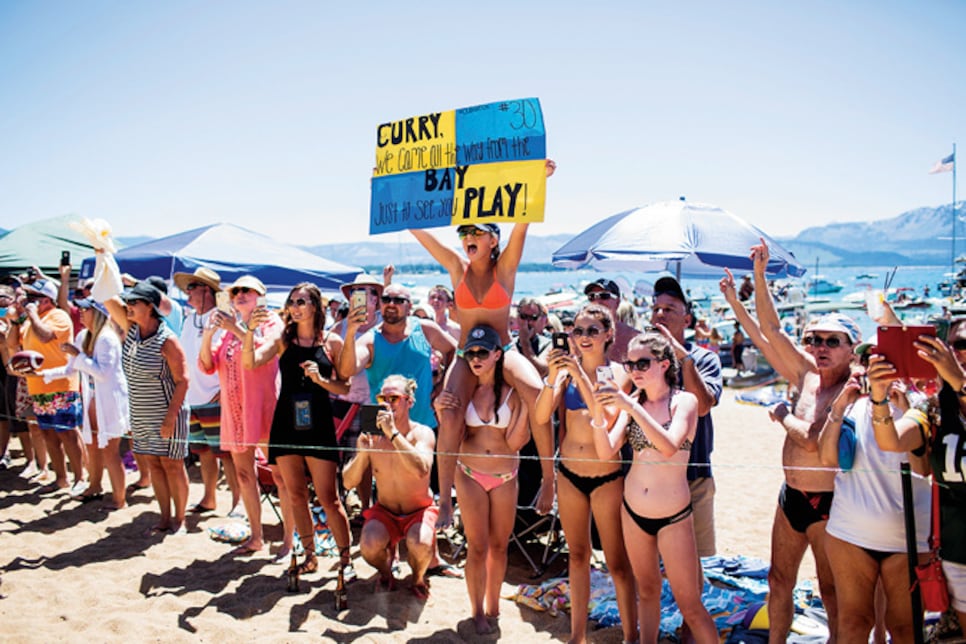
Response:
[750,239,812,382]
[408,229,465,286]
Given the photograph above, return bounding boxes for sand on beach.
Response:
[0,389,811,643]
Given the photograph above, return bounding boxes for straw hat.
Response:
[340,273,384,300]
[173,267,222,293]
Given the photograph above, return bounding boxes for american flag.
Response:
[929,152,955,174]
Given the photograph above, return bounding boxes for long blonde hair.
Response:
[81,308,109,356]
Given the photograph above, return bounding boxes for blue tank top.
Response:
[366,318,436,428]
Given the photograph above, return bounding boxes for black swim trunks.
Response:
[779,482,833,533]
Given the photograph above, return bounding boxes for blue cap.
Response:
[74,297,109,317]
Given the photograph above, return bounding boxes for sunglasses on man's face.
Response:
[587,291,615,302]
[286,297,309,308]
[571,325,603,338]
[803,335,844,349]
[185,283,204,291]
[463,348,492,361]
[622,358,654,372]
[381,295,410,305]
[518,312,542,322]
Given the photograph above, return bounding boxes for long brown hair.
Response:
[282,282,326,346]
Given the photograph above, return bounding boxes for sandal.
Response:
[297,553,318,574]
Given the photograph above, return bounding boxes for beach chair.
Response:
[509,489,562,578]
[254,451,283,524]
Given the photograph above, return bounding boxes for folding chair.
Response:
[254,450,283,524]
[509,490,563,578]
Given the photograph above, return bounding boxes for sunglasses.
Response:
[457,228,488,239]
[587,291,615,302]
[951,339,966,352]
[803,335,844,348]
[462,348,492,361]
[286,297,309,307]
[381,295,410,305]
[571,325,603,338]
[376,393,407,404]
[230,287,254,296]
[185,283,204,291]
[622,358,654,372]
[127,298,149,307]
[518,312,542,321]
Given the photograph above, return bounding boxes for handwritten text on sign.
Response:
[370,98,546,234]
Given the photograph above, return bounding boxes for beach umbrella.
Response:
[551,200,806,278]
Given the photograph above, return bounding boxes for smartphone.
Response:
[60,250,71,267]
[360,404,383,435]
[256,295,267,309]
[351,288,367,311]
[215,290,232,314]
[876,324,937,379]
[552,332,570,353]
[596,365,614,383]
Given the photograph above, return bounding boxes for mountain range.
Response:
[306,202,964,271]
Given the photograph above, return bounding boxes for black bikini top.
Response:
[626,390,692,452]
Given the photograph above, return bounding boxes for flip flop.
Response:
[126,482,150,493]
[188,503,215,515]
[427,563,463,579]
[232,543,261,556]
[78,492,104,504]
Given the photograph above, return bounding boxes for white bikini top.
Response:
[465,388,514,429]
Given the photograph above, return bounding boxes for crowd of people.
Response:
[1,217,965,643]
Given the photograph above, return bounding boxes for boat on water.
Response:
[805,275,845,295]
[855,272,879,280]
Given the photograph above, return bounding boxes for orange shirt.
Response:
[20,307,79,395]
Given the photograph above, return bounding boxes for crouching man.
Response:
[343,374,438,598]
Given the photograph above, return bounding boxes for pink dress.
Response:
[206,313,282,453]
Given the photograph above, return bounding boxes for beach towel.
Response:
[734,386,786,407]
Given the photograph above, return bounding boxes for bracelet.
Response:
[826,411,842,424]
[390,430,400,442]
[871,416,894,426]
[589,418,607,430]
[542,376,554,389]
[870,395,889,406]
[680,354,694,364]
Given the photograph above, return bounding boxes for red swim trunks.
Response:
[363,504,439,548]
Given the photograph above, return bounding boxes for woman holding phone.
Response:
[534,303,637,644]
[594,331,718,644]
[252,282,353,576]
[199,275,285,555]
[434,324,529,634]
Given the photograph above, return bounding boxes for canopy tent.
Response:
[0,214,104,275]
[79,223,362,295]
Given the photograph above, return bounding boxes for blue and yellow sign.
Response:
[370,98,546,234]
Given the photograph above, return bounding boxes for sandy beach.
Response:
[0,388,812,642]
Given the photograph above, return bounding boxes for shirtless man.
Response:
[583,279,638,362]
[342,374,437,598]
[720,240,858,643]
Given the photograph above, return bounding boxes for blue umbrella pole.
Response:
[900,462,925,644]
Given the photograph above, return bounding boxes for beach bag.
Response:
[837,416,857,472]
[913,482,949,613]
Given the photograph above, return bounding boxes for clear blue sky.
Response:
[1,1,963,246]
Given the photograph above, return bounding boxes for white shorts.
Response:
[942,559,966,613]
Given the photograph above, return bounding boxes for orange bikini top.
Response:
[454,270,512,311]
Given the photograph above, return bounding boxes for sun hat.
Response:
[340,273,384,300]
[804,313,862,345]
[120,282,163,313]
[227,275,266,296]
[173,267,222,294]
[23,278,59,301]
[73,296,109,317]
[462,325,501,352]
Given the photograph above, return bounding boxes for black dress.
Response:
[268,341,338,464]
